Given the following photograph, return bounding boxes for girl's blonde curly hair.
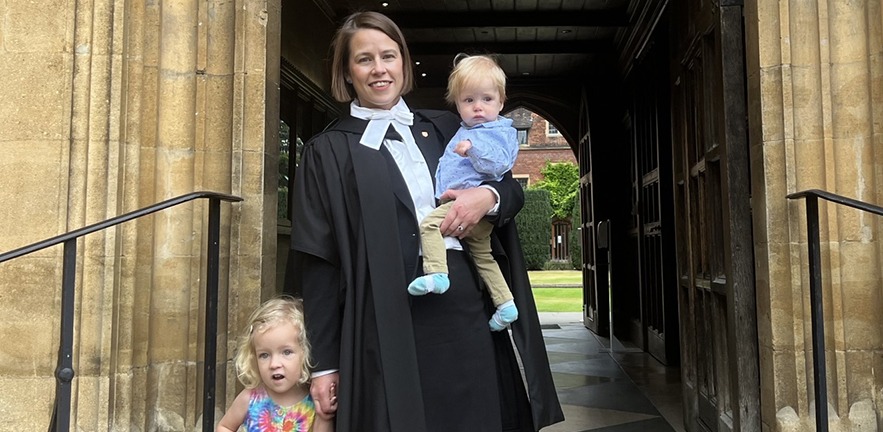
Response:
[233,296,313,388]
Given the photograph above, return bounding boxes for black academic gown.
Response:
[287,108,564,432]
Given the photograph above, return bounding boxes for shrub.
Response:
[543,259,574,271]
[517,189,552,270]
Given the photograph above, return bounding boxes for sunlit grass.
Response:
[528,270,581,286]
[530,288,582,312]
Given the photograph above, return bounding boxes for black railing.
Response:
[786,189,883,432]
[0,191,242,432]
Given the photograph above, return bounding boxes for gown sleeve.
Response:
[483,171,524,227]
[288,138,343,371]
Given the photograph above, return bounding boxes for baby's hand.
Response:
[454,140,472,156]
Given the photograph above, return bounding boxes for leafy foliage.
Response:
[570,193,582,270]
[531,162,579,220]
[516,189,552,270]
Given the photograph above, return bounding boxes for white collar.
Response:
[350,99,415,150]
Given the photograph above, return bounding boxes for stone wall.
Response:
[745,0,883,429]
[0,0,287,429]
[0,0,72,426]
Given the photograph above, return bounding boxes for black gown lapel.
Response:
[378,126,418,218]
[332,115,427,431]
[410,115,444,191]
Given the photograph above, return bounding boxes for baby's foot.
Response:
[408,273,450,296]
[489,300,519,331]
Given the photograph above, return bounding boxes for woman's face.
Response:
[346,29,404,110]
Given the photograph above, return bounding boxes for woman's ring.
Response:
[457,225,464,231]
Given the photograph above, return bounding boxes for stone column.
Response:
[144,0,201,429]
[217,0,283,413]
[198,0,237,423]
[745,0,883,429]
[0,0,127,429]
[0,0,69,405]
[0,0,278,429]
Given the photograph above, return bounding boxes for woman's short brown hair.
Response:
[329,11,415,103]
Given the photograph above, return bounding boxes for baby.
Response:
[408,54,520,331]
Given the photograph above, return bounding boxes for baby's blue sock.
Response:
[408,273,450,296]
[489,300,519,331]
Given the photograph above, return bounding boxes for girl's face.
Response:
[455,77,503,127]
[253,321,305,403]
[346,29,404,110]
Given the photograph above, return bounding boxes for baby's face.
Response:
[455,77,503,127]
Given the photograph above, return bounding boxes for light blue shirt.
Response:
[435,117,519,198]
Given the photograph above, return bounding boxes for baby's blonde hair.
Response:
[445,54,507,105]
[233,296,313,388]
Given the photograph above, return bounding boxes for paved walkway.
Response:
[538,313,686,432]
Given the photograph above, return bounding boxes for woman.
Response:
[285,11,563,432]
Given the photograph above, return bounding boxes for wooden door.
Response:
[674,39,729,430]
[670,2,759,430]
[626,41,680,366]
[578,90,605,334]
[550,219,571,261]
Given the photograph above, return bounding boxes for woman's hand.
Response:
[438,187,496,238]
[310,373,339,420]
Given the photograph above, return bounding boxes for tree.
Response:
[531,161,579,220]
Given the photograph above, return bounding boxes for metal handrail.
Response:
[785,189,883,432]
[0,191,242,432]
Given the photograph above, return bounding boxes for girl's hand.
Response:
[310,373,339,420]
[438,187,496,238]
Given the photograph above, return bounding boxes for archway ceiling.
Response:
[314,0,634,150]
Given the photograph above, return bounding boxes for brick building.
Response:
[506,107,577,261]
[506,107,577,188]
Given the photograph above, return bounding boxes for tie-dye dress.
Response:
[244,386,317,432]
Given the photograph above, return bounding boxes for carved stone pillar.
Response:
[746,0,883,429]
[0,0,279,430]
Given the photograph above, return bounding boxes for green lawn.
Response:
[530,288,583,312]
[527,270,582,312]
[528,270,581,286]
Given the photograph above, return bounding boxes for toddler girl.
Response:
[217,296,333,432]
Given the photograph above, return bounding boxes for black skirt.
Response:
[410,250,533,432]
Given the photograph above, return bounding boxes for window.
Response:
[517,129,528,146]
[546,122,561,136]
[278,120,291,221]
[279,61,340,222]
[514,175,529,189]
